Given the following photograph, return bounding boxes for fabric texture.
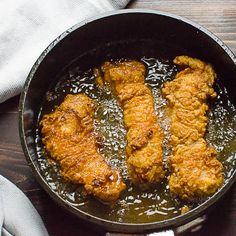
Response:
[0,175,48,236]
[0,0,130,103]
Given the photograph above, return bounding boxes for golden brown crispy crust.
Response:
[40,94,126,202]
[162,56,224,200]
[102,61,164,184]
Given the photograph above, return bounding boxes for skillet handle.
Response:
[105,215,207,236]
[106,230,175,236]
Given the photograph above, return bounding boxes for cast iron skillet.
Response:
[19,9,236,234]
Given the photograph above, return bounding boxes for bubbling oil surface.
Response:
[35,57,236,223]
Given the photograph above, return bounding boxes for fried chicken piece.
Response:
[40,94,126,203]
[101,61,164,185]
[162,56,224,200]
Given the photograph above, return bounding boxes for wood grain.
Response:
[0,1,235,235]
[129,0,236,54]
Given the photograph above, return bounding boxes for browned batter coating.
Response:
[101,61,164,185]
[40,94,126,203]
[162,56,224,200]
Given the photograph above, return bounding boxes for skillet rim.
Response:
[18,9,236,233]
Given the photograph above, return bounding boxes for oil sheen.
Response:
[35,57,236,223]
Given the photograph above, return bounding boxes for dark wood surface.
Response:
[0,0,235,235]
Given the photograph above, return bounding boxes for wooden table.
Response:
[0,0,235,235]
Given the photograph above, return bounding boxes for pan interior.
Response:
[34,40,236,224]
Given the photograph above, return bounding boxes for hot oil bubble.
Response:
[207,82,236,173]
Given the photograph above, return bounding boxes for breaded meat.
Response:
[41,94,126,202]
[102,61,164,185]
[162,56,224,200]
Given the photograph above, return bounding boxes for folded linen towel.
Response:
[0,0,130,103]
[0,175,48,236]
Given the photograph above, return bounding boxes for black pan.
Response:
[19,9,236,234]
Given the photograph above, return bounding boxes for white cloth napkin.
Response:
[0,0,130,103]
[0,175,48,236]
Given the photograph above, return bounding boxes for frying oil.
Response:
[35,57,236,223]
